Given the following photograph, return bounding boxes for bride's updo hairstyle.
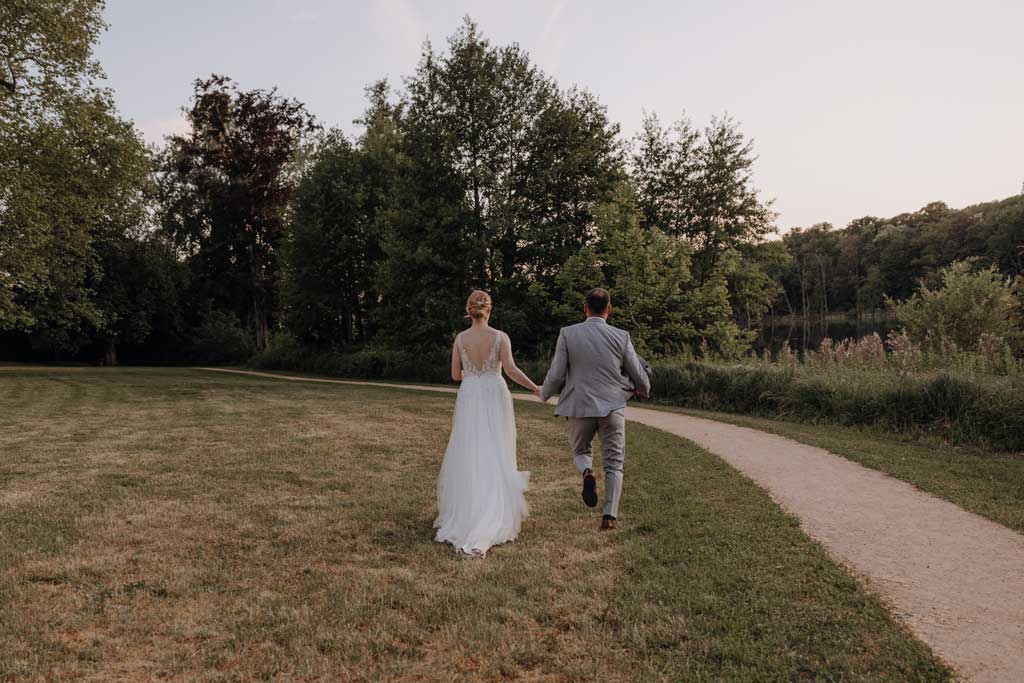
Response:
[465,290,492,320]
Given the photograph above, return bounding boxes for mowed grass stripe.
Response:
[0,368,950,681]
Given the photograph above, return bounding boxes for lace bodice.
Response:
[458,331,502,377]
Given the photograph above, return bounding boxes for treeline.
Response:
[772,196,1024,320]
[2,9,777,362]
[2,3,1021,367]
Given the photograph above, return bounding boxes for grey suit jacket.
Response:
[540,318,651,418]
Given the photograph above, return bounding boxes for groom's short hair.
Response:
[586,288,610,316]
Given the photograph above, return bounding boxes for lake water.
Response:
[754,316,900,354]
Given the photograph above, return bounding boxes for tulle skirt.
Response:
[434,374,530,556]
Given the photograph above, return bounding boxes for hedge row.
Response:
[251,343,1024,451]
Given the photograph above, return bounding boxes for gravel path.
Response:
[202,368,1024,682]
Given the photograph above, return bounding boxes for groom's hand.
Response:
[634,389,649,400]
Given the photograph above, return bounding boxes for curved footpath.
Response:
[201,367,1024,682]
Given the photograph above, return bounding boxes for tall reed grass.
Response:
[651,360,1024,452]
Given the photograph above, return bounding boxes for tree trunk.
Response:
[103,340,117,366]
[254,296,269,352]
[799,264,809,351]
[249,238,269,353]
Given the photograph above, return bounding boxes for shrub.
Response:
[251,335,452,384]
[188,310,254,364]
[887,259,1022,352]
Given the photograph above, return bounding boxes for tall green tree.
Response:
[633,112,775,285]
[284,113,395,347]
[632,112,776,349]
[92,234,190,364]
[381,18,621,349]
[555,183,753,356]
[158,75,318,351]
[556,184,694,355]
[0,0,108,330]
[26,93,154,356]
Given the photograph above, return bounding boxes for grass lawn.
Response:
[663,406,1024,534]
[0,367,950,682]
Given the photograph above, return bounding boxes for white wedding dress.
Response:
[434,331,530,556]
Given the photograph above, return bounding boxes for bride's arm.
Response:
[451,338,463,382]
[499,333,539,394]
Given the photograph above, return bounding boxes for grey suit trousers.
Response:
[568,409,626,518]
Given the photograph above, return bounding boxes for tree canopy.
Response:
[3,13,1021,366]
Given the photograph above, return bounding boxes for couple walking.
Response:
[434,287,651,557]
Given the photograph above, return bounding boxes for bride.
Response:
[434,290,540,557]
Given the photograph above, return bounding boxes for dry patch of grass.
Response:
[0,368,949,681]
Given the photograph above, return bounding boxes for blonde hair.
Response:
[465,290,492,320]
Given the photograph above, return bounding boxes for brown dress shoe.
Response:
[600,515,617,531]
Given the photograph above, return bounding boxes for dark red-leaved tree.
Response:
[159,75,318,351]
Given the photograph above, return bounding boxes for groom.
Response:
[540,288,651,530]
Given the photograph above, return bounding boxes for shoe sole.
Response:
[582,474,598,508]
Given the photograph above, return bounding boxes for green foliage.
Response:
[553,185,695,355]
[252,333,451,384]
[632,112,776,303]
[887,260,1022,352]
[17,14,1022,373]
[379,18,623,351]
[188,309,255,364]
[0,0,111,331]
[0,0,105,111]
[776,196,1024,319]
[3,91,153,354]
[0,0,188,364]
[630,112,777,352]
[284,127,390,347]
[92,236,190,364]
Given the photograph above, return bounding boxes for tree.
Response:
[379,18,621,350]
[633,113,775,285]
[9,92,153,357]
[284,122,394,347]
[92,235,190,365]
[632,112,776,347]
[0,0,104,104]
[0,0,108,330]
[632,112,700,243]
[555,184,752,356]
[158,75,318,352]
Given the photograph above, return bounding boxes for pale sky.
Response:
[96,0,1024,231]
